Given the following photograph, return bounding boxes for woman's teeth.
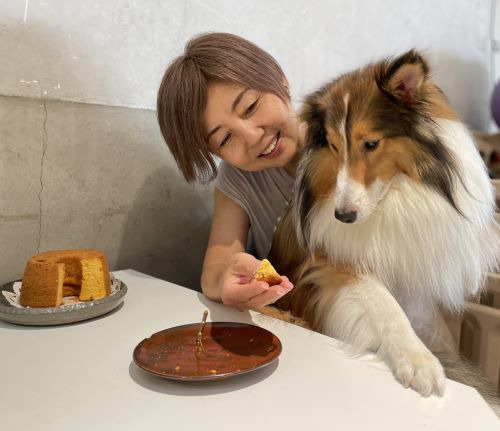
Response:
[261,134,279,156]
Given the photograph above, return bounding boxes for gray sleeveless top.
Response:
[215,161,295,259]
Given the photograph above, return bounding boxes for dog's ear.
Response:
[301,92,328,149]
[377,50,430,106]
[293,175,314,253]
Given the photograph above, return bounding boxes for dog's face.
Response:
[296,50,461,234]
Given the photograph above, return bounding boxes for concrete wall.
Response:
[0,0,497,289]
[0,95,213,288]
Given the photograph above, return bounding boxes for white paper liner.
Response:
[1,273,121,308]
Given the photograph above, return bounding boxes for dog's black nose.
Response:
[335,210,357,223]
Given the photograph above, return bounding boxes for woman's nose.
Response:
[241,122,265,147]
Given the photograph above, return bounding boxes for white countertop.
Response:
[1,269,498,430]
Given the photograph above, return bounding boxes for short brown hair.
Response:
[157,32,289,183]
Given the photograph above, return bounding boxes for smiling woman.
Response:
[156,32,304,310]
[157,32,293,183]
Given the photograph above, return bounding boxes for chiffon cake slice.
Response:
[20,249,111,308]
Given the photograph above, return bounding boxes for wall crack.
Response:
[37,100,48,254]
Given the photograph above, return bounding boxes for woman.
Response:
[157,32,305,311]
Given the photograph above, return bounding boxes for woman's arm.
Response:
[201,188,293,308]
[201,188,249,300]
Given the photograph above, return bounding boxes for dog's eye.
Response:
[364,140,380,152]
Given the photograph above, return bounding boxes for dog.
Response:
[268,50,500,398]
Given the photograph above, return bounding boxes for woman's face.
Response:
[202,82,304,173]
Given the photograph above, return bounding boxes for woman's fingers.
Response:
[222,279,269,305]
[278,275,293,290]
[230,252,261,276]
[243,283,293,309]
[221,253,295,310]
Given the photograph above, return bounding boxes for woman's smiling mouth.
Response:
[259,132,281,157]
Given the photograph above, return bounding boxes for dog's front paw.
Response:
[387,342,446,397]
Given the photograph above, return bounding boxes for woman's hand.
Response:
[220,252,293,311]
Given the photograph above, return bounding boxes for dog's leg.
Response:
[406,306,459,355]
[323,276,446,397]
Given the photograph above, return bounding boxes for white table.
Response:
[1,269,498,430]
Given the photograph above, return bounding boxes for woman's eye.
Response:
[220,133,231,148]
[364,140,380,152]
[244,99,259,115]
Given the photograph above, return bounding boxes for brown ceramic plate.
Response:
[133,322,282,381]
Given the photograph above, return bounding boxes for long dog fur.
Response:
[267,50,500,408]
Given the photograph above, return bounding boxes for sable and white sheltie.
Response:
[269,50,500,398]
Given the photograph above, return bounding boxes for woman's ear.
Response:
[377,49,430,106]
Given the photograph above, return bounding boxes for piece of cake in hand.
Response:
[254,259,282,285]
